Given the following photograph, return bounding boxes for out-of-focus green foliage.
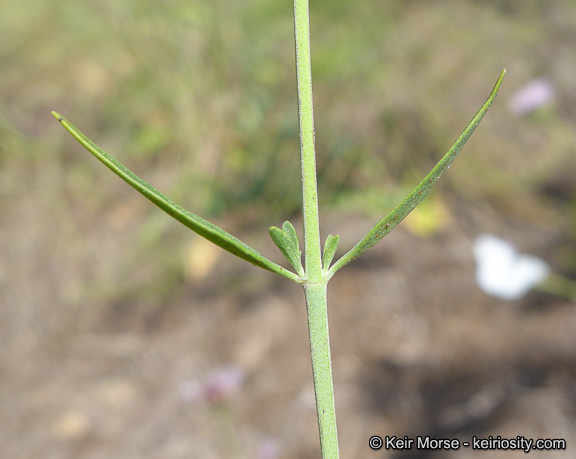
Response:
[6,0,576,214]
[4,0,576,301]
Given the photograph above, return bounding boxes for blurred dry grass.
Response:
[2,0,576,457]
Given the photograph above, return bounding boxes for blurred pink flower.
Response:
[256,438,279,459]
[179,365,245,404]
[508,78,555,116]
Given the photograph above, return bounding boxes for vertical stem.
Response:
[293,0,322,281]
[293,0,339,457]
[304,282,339,459]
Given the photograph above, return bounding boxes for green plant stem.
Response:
[304,282,339,459]
[294,0,322,281]
[293,0,339,457]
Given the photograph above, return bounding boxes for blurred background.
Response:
[2,0,576,457]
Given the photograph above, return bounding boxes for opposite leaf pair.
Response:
[53,68,505,287]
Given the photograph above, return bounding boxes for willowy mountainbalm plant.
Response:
[53,1,505,457]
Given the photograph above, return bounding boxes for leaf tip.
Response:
[51,111,63,122]
[493,68,507,92]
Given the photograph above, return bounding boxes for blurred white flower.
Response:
[508,78,555,116]
[473,234,550,300]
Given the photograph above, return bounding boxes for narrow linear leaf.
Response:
[269,221,305,277]
[322,234,340,272]
[52,111,302,284]
[328,69,506,278]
